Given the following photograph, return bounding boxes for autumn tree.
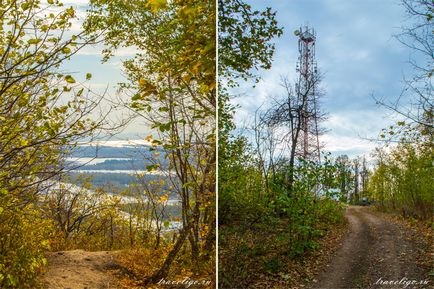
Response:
[43,181,121,249]
[85,0,216,283]
[0,0,111,287]
[218,2,286,286]
[368,143,432,220]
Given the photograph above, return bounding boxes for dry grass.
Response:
[109,247,215,288]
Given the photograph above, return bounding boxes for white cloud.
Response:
[321,134,377,156]
[232,0,411,157]
[78,139,153,148]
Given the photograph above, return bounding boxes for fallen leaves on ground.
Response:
[219,216,349,289]
[108,247,215,289]
[369,207,433,270]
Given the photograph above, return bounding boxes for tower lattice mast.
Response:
[295,25,321,163]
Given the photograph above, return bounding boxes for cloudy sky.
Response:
[58,0,126,88]
[57,0,147,140]
[232,0,421,158]
[58,0,421,154]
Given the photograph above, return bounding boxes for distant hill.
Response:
[71,144,164,159]
[65,142,171,191]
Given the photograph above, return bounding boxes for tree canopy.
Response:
[0,0,107,286]
[86,0,216,284]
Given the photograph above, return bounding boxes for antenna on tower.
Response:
[295,25,321,163]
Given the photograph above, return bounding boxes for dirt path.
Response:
[42,250,119,289]
[312,206,432,289]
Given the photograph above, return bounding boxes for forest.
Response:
[0,0,432,288]
[218,0,432,288]
[0,0,215,288]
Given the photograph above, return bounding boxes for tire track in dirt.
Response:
[312,206,432,289]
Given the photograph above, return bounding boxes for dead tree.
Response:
[262,74,326,194]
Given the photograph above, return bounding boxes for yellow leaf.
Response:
[191,62,201,74]
[146,0,167,13]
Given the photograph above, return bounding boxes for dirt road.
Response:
[42,250,118,289]
[312,206,432,289]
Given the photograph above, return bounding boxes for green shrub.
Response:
[0,204,53,288]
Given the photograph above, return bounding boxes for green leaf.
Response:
[62,47,71,54]
[65,75,76,84]
[77,88,84,97]
[158,123,171,132]
[47,0,54,4]
[146,164,156,171]
[147,0,168,13]
[158,106,169,112]
[66,7,75,17]
[28,38,42,45]
[163,220,170,228]
[21,2,31,10]
[86,73,92,80]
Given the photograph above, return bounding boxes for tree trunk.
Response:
[201,213,215,262]
[143,226,190,285]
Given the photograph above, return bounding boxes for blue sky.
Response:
[231,0,420,158]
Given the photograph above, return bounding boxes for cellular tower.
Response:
[294,25,321,162]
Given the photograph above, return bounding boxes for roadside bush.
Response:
[273,157,344,256]
[219,137,268,225]
[369,142,433,220]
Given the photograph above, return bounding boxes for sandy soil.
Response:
[311,206,432,289]
[42,250,119,289]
